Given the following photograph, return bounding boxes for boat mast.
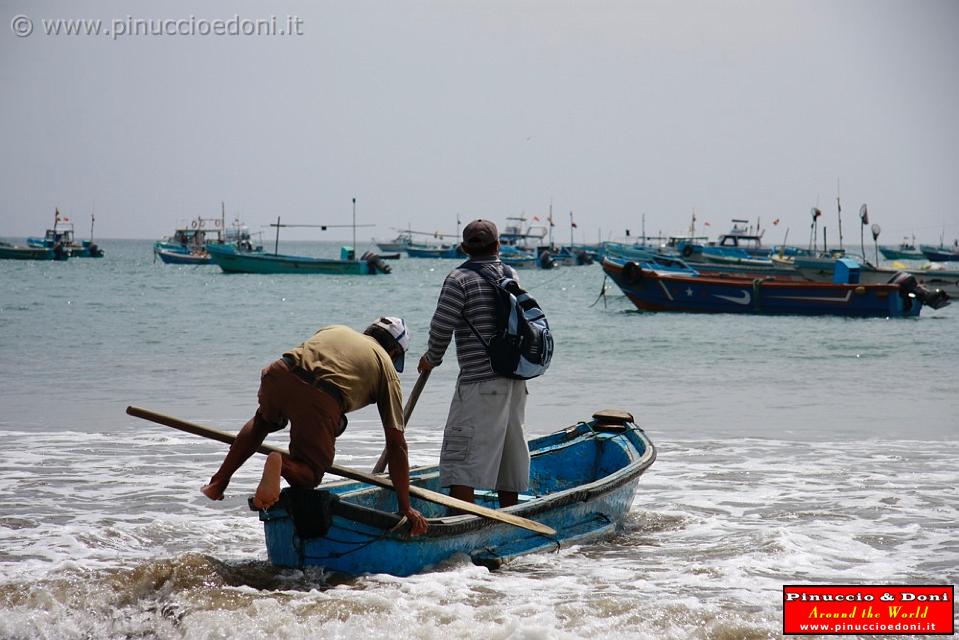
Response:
[569,211,574,248]
[275,216,281,255]
[836,178,844,251]
[859,203,868,263]
[548,199,554,249]
[90,202,96,243]
[352,198,357,261]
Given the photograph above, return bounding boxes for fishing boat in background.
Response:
[603,242,807,281]
[153,217,220,263]
[154,204,264,265]
[374,228,415,253]
[879,236,924,261]
[676,219,770,263]
[405,244,465,259]
[27,210,104,258]
[602,256,949,317]
[254,409,655,576]
[208,243,390,274]
[155,248,213,265]
[921,242,959,262]
[499,214,549,251]
[0,241,68,261]
[400,220,465,258]
[793,257,959,300]
[208,201,390,275]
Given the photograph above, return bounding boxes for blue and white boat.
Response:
[879,237,924,261]
[154,209,262,263]
[254,409,656,576]
[921,243,959,262]
[0,242,68,261]
[28,214,103,258]
[405,244,465,259]
[208,244,390,275]
[602,256,950,317]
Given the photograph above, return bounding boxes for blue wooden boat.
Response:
[405,244,465,259]
[28,223,103,257]
[0,242,68,261]
[375,230,414,253]
[603,243,807,281]
[602,256,950,317]
[154,210,263,261]
[253,409,656,576]
[155,248,212,265]
[879,237,924,261]
[921,243,959,262]
[208,243,390,275]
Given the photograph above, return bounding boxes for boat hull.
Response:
[156,249,211,265]
[879,247,924,261]
[255,414,656,576]
[0,244,61,260]
[603,258,927,317]
[405,246,464,259]
[207,244,379,275]
[793,263,959,299]
[920,245,959,262]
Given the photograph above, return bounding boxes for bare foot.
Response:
[253,452,283,509]
[201,479,226,501]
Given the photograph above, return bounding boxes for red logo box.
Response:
[783,585,954,635]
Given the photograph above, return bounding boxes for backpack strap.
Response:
[457,260,503,348]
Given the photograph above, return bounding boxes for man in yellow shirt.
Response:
[201,317,428,536]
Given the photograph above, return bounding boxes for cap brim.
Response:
[393,352,405,373]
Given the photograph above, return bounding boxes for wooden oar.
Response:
[126,405,555,537]
[372,369,430,473]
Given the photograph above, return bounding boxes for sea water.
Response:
[0,239,956,639]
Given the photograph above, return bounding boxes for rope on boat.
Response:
[588,275,609,308]
[300,520,410,563]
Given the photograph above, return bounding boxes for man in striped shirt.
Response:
[418,219,530,509]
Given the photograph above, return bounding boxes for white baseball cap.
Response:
[370,316,411,372]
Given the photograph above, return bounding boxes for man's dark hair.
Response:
[364,325,396,352]
[462,240,498,257]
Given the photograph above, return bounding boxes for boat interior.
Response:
[321,419,643,518]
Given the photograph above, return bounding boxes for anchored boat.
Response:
[602,256,950,317]
[0,242,68,261]
[208,243,390,275]
[27,211,103,258]
[208,203,390,275]
[254,410,655,576]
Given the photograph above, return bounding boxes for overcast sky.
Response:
[2,0,958,246]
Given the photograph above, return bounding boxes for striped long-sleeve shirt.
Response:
[424,256,519,384]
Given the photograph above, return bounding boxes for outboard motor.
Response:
[361,251,392,274]
[888,271,951,310]
[538,250,557,269]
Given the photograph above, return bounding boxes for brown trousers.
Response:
[255,358,343,486]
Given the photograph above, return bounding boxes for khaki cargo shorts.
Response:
[438,377,529,492]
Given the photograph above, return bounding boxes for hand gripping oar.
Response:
[372,369,430,473]
[126,405,555,537]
